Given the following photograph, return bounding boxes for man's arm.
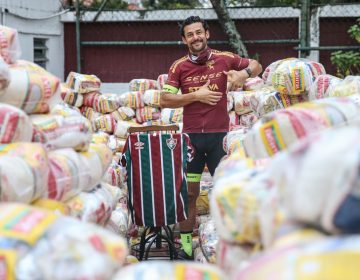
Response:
[160,80,223,109]
[225,59,263,91]
[245,59,263,78]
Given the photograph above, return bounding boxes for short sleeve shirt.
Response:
[163,49,250,133]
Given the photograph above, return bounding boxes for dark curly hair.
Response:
[180,16,209,37]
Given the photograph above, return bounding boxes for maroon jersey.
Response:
[163,48,250,133]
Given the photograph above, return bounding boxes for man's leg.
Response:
[205,132,227,176]
[178,133,204,259]
[179,179,200,258]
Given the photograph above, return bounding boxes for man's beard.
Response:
[189,39,207,54]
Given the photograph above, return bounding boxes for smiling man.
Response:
[160,16,262,260]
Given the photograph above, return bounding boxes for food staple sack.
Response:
[0,203,128,280]
[0,60,61,114]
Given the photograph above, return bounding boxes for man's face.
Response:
[182,22,210,55]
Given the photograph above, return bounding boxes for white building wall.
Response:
[0,0,65,80]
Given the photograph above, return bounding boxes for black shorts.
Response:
[187,132,227,182]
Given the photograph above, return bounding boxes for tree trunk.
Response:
[209,0,248,57]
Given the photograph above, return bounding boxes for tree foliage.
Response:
[62,0,129,9]
[223,0,357,7]
[142,0,200,9]
[90,0,128,9]
[331,18,360,78]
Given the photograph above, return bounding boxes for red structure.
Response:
[64,16,357,82]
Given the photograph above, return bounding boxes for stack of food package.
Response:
[0,24,130,279]
[232,124,360,279]
[208,57,360,279]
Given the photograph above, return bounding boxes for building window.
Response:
[33,38,48,69]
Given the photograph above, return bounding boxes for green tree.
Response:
[142,0,200,9]
[331,18,360,78]
[90,0,128,9]
[210,0,248,56]
[225,0,357,7]
[63,0,129,9]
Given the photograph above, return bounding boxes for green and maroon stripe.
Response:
[128,135,144,226]
[150,134,166,226]
[172,134,187,222]
[140,134,154,226]
[161,134,177,225]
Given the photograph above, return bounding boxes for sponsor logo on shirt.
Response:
[134,141,144,150]
[184,71,223,83]
[166,138,177,150]
[206,60,215,70]
[189,83,219,93]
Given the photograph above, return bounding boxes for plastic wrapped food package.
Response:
[65,71,101,94]
[234,235,360,280]
[0,143,49,203]
[47,148,89,201]
[199,220,218,264]
[239,112,258,128]
[156,73,168,90]
[161,107,183,124]
[135,106,161,124]
[78,143,113,191]
[308,74,342,100]
[83,92,120,114]
[0,25,21,64]
[196,189,210,215]
[224,128,248,155]
[48,144,111,202]
[277,92,308,108]
[143,89,162,107]
[271,58,326,95]
[0,103,33,143]
[227,92,234,112]
[60,83,83,107]
[108,135,127,153]
[0,203,127,280]
[268,125,360,234]
[50,102,82,117]
[106,205,129,238]
[0,56,10,90]
[66,183,116,226]
[118,91,144,109]
[228,110,240,129]
[194,247,208,263]
[249,90,282,118]
[81,106,102,122]
[262,58,297,85]
[111,106,135,121]
[92,113,116,133]
[114,120,140,138]
[129,78,157,93]
[211,170,274,245]
[243,97,360,159]
[91,131,110,144]
[216,239,254,279]
[243,76,264,91]
[232,91,254,115]
[32,198,70,215]
[102,158,126,188]
[113,261,226,280]
[0,60,61,114]
[31,114,92,151]
[330,75,360,97]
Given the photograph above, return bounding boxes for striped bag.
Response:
[123,133,193,227]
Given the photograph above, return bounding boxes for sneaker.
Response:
[176,249,194,261]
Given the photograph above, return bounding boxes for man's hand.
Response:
[224,70,249,92]
[195,80,223,106]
